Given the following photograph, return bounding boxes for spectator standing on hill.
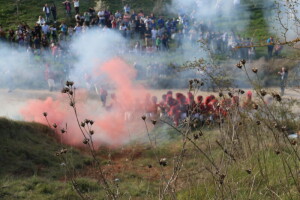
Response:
[156,36,161,50]
[60,22,68,36]
[43,4,51,22]
[37,16,46,25]
[50,3,57,22]
[73,0,80,14]
[151,27,157,47]
[98,10,105,26]
[267,36,274,58]
[41,23,50,37]
[124,4,130,13]
[74,23,82,34]
[84,12,91,25]
[45,63,55,91]
[63,0,72,17]
[278,67,288,96]
[115,10,122,19]
[145,27,152,47]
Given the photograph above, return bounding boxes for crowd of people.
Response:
[0,1,286,94]
[103,89,255,126]
[0,1,264,58]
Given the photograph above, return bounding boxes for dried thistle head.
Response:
[159,158,167,166]
[194,79,200,84]
[238,89,245,94]
[228,92,233,98]
[53,123,58,128]
[61,87,70,93]
[81,122,85,127]
[89,120,94,125]
[84,119,90,124]
[141,115,146,121]
[219,92,223,97]
[246,169,252,174]
[43,112,48,117]
[219,174,226,184]
[236,62,242,69]
[256,121,261,125]
[252,68,258,73]
[83,138,89,144]
[240,59,246,65]
[66,81,74,87]
[70,102,75,107]
[61,129,66,134]
[152,120,157,125]
[69,91,73,96]
[252,103,258,110]
[189,79,194,85]
[193,134,199,140]
[260,89,267,96]
[272,93,282,102]
[89,130,94,135]
[60,148,67,154]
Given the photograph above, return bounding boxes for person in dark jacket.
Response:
[51,3,57,22]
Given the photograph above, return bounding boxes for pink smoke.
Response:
[20,58,151,147]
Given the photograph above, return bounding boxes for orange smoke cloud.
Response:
[20,58,151,147]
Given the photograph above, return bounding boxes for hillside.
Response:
[0,0,271,42]
[1,118,299,199]
[0,117,87,178]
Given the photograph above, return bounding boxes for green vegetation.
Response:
[0,117,87,178]
[1,117,299,199]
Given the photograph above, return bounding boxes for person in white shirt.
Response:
[43,4,51,22]
[98,10,105,25]
[124,4,130,13]
[151,28,157,47]
[37,16,46,25]
[73,0,80,14]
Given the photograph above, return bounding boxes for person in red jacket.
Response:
[242,90,253,109]
[187,92,196,117]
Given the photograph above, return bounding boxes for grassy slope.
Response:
[1,125,299,199]
[0,117,87,179]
